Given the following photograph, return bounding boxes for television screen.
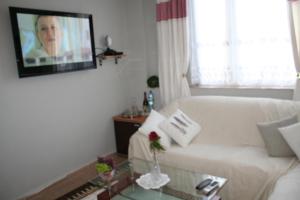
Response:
[9,7,97,77]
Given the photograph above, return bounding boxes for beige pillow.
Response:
[279,122,300,160]
[257,115,297,157]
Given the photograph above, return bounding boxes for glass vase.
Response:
[150,151,161,182]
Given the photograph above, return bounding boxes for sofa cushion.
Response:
[257,115,297,157]
[138,110,171,148]
[279,122,300,160]
[159,109,201,147]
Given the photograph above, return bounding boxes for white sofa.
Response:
[129,96,300,200]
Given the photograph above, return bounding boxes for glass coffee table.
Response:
[90,158,227,200]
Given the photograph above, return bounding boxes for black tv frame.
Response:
[9,6,97,78]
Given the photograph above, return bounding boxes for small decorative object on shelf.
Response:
[121,106,142,119]
[96,35,124,66]
[148,131,165,182]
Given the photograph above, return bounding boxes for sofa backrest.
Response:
[160,96,300,147]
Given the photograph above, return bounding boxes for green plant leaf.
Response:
[96,163,112,173]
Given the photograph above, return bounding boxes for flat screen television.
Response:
[9,7,97,78]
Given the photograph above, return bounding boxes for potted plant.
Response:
[96,157,115,182]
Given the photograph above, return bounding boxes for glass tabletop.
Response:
[90,158,227,200]
[116,185,182,200]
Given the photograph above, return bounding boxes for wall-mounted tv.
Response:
[9,7,97,78]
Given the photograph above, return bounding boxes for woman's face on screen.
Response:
[36,16,63,56]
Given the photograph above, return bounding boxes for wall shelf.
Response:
[96,54,125,66]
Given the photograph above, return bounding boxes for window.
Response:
[189,0,296,88]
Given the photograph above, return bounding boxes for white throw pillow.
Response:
[279,122,300,160]
[159,109,201,147]
[138,110,171,148]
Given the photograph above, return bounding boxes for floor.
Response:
[24,153,127,200]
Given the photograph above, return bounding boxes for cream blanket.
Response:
[129,96,300,200]
[129,132,297,200]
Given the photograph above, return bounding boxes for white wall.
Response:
[142,0,159,77]
[0,0,144,199]
[122,0,148,109]
[124,0,161,110]
[139,0,162,109]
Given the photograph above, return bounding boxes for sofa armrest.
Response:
[128,131,153,161]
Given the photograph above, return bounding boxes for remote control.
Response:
[195,178,212,191]
[202,181,219,195]
[210,181,218,186]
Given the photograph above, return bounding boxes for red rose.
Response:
[148,131,165,152]
[149,131,160,141]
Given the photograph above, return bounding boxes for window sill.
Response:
[190,85,294,90]
[190,86,294,100]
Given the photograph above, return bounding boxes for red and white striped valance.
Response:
[156,0,187,22]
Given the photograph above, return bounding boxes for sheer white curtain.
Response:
[157,0,190,106]
[288,0,300,100]
[190,0,296,88]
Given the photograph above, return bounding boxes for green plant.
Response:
[147,75,159,88]
[96,163,112,173]
[96,157,115,173]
